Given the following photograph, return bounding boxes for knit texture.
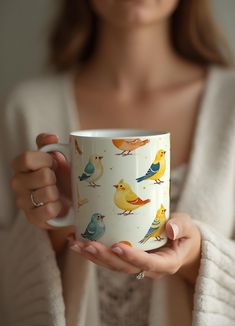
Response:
[0,213,65,326]
[193,221,235,326]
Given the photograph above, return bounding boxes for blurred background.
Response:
[0,0,235,100]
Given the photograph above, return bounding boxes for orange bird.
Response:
[112,138,149,156]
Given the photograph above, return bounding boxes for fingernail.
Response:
[84,245,97,255]
[41,133,57,138]
[70,244,81,253]
[112,247,123,255]
[171,223,179,240]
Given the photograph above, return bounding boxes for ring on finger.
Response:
[136,270,145,280]
[30,190,45,208]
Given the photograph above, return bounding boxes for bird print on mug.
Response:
[139,204,166,244]
[114,179,150,215]
[136,149,166,184]
[79,154,103,187]
[112,138,150,156]
[81,213,106,241]
[75,139,82,155]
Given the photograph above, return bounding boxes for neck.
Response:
[85,20,188,92]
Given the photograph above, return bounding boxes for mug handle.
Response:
[40,143,75,228]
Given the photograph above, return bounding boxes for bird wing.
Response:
[145,219,161,237]
[145,162,160,177]
[84,161,95,175]
[85,221,97,235]
[126,190,138,202]
[127,197,144,205]
[125,138,140,144]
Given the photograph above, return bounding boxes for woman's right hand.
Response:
[11,133,72,230]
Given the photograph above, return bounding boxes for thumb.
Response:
[36,133,59,149]
[166,213,193,240]
[36,133,62,170]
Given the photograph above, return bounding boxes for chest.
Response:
[75,85,202,168]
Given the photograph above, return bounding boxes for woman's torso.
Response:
[72,66,207,169]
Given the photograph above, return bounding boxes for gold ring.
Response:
[30,191,44,208]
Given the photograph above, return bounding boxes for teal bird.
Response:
[79,154,103,187]
[81,213,106,241]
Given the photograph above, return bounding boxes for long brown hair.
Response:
[50,0,232,72]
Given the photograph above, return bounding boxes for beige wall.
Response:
[0,0,57,98]
[0,0,235,98]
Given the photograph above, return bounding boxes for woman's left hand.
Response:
[69,213,202,284]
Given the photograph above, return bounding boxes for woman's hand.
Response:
[69,213,202,284]
[11,133,72,229]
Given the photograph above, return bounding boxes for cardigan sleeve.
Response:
[0,86,66,326]
[192,220,235,326]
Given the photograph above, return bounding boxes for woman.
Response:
[1,0,235,325]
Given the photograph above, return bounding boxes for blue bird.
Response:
[136,149,166,184]
[79,154,103,187]
[81,213,106,241]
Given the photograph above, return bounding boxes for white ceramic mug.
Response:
[41,129,170,251]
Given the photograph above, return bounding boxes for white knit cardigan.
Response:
[0,66,235,326]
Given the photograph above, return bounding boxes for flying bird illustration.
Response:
[114,179,150,215]
[139,204,167,243]
[112,138,149,156]
[136,149,166,184]
[79,154,103,187]
[81,213,106,241]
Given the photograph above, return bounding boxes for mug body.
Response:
[70,129,170,251]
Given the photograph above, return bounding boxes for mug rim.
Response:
[70,129,170,139]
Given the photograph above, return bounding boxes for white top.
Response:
[97,165,187,326]
[0,66,235,326]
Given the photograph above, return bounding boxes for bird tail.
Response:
[139,236,148,244]
[142,199,151,205]
[79,173,89,181]
[136,175,146,183]
[142,139,150,145]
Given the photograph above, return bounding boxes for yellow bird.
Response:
[113,179,150,215]
[136,149,166,184]
[139,204,167,243]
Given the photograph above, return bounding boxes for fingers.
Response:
[25,201,63,229]
[11,133,59,173]
[166,213,195,240]
[111,244,181,275]
[70,241,140,274]
[16,185,60,209]
[12,167,56,193]
[36,133,59,149]
[12,151,54,173]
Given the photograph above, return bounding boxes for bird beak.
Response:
[163,151,166,154]
[164,209,166,212]
[99,156,103,159]
[101,215,105,219]
[113,184,118,188]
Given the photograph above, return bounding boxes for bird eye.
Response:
[120,185,123,188]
